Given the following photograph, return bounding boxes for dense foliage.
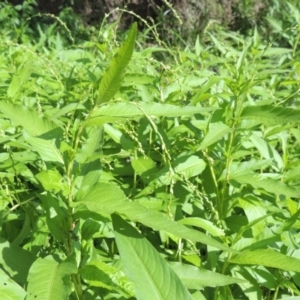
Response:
[1,1,300,299]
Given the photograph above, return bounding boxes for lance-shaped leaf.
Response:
[84,102,215,127]
[231,173,300,198]
[198,122,232,150]
[229,249,300,273]
[241,105,300,125]
[73,182,233,251]
[169,262,246,289]
[79,260,134,297]
[97,23,137,104]
[112,214,193,300]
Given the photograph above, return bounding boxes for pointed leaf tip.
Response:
[96,22,137,105]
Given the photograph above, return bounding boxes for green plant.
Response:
[1,8,300,300]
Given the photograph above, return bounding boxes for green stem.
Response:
[64,124,86,299]
[272,286,279,300]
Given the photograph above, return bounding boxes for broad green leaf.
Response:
[112,214,193,300]
[249,134,283,170]
[7,60,32,99]
[238,197,266,237]
[123,73,156,86]
[169,262,245,289]
[232,173,300,198]
[36,169,63,193]
[75,159,102,196]
[79,260,134,297]
[285,165,300,183]
[81,218,101,240]
[104,123,135,150]
[75,126,103,164]
[231,267,262,300]
[0,102,60,136]
[97,23,137,104]
[0,237,35,285]
[178,217,225,237]
[73,182,232,251]
[219,160,271,180]
[40,193,68,241]
[84,102,215,127]
[241,105,300,125]
[0,268,27,299]
[51,103,85,118]
[131,156,156,175]
[147,155,206,187]
[230,249,300,273]
[198,122,232,150]
[27,256,76,300]
[24,132,64,165]
[191,76,223,105]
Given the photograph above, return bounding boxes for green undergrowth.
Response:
[0,7,300,300]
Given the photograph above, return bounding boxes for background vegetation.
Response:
[1,0,300,299]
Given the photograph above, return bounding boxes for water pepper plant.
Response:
[1,15,300,300]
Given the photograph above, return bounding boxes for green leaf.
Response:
[220,160,271,180]
[73,183,233,251]
[178,217,225,237]
[169,262,245,289]
[241,105,300,125]
[84,102,215,127]
[7,60,32,99]
[191,76,223,105]
[36,169,63,193]
[81,219,101,240]
[27,256,76,300]
[232,173,300,198]
[0,268,27,299]
[112,214,193,300]
[0,102,60,136]
[79,260,134,297]
[236,43,250,73]
[147,155,206,187]
[24,132,64,165]
[249,134,283,170]
[131,156,156,175]
[0,238,35,285]
[104,123,135,150]
[198,122,232,150]
[75,127,103,164]
[230,249,300,273]
[97,23,137,104]
[40,193,68,241]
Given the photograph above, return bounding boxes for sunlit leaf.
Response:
[241,105,300,125]
[169,262,245,289]
[230,249,300,273]
[73,182,232,251]
[112,214,193,300]
[84,102,215,127]
[79,260,134,297]
[0,103,60,136]
[27,256,76,300]
[198,122,232,150]
[97,23,137,104]
[0,269,27,299]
